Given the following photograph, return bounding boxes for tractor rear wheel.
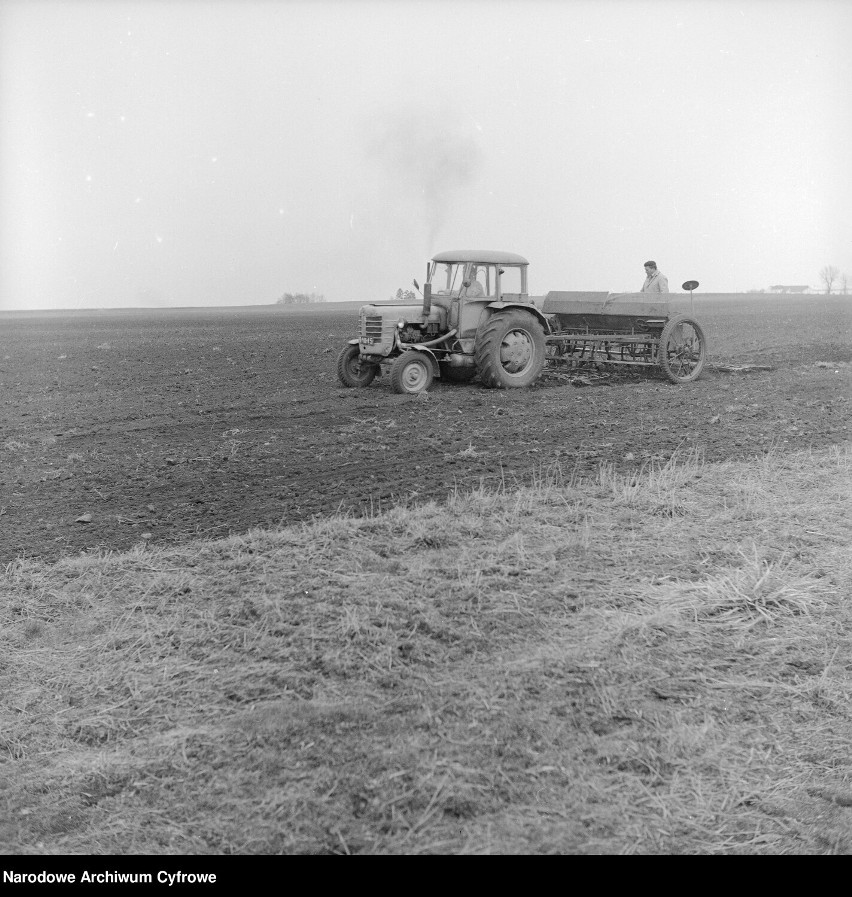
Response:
[658,315,707,384]
[390,351,434,395]
[337,344,377,388]
[475,310,547,389]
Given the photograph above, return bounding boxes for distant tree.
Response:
[818,265,840,294]
[276,292,326,305]
[392,288,417,302]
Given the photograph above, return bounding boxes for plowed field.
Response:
[1,296,850,564]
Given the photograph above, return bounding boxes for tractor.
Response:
[336,250,549,394]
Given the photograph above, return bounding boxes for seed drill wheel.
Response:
[475,309,547,389]
[658,314,707,384]
[336,344,377,388]
[390,350,434,395]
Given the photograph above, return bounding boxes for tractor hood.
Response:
[359,302,445,323]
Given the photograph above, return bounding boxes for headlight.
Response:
[397,320,406,329]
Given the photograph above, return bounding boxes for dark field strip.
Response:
[1,298,850,563]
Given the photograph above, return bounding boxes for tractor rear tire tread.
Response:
[475,310,547,389]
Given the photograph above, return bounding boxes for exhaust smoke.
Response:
[364,104,484,251]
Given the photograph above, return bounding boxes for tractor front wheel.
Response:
[337,344,377,388]
[475,310,547,389]
[390,351,434,395]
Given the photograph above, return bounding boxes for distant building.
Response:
[768,285,811,293]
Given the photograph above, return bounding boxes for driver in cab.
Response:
[460,265,485,298]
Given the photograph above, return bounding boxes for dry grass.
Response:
[1,444,850,854]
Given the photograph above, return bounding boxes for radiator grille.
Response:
[363,315,384,341]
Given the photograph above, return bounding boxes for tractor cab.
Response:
[421,250,535,342]
[427,250,529,304]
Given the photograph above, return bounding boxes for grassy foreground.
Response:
[2,445,851,855]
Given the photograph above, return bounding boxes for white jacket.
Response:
[641,271,669,293]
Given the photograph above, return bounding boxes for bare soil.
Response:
[1,297,850,565]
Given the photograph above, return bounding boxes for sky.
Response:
[1,0,850,309]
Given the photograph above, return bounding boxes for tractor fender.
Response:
[484,302,552,334]
[347,337,360,345]
[399,344,442,377]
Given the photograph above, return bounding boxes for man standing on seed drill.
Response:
[640,260,669,293]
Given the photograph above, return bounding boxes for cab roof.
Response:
[431,250,529,265]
